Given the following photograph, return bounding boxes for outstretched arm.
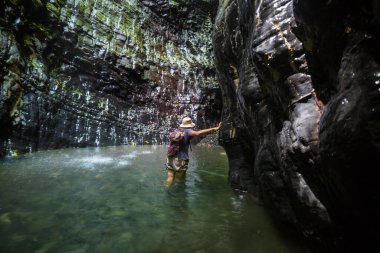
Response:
[189,122,222,137]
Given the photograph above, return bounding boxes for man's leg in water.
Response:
[173,159,188,183]
[166,158,188,185]
[174,170,186,183]
[166,169,175,185]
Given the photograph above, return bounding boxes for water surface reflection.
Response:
[0,145,309,253]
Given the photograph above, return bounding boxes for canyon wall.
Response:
[214,0,380,251]
[0,0,221,156]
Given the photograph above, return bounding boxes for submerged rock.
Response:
[0,213,12,224]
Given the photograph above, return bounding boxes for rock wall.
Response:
[213,0,380,251]
[293,0,380,251]
[0,0,221,156]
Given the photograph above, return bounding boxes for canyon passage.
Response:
[1,0,379,252]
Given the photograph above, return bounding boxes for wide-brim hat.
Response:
[180,117,195,128]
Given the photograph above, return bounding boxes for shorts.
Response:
[166,156,189,172]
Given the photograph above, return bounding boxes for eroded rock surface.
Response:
[0,0,221,155]
[214,0,380,251]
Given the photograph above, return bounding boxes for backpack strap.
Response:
[184,128,192,152]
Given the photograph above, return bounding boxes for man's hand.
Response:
[214,122,222,132]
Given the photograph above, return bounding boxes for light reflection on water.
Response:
[0,145,309,253]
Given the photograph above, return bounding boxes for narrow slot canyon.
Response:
[1,1,379,252]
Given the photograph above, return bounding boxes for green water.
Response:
[0,146,309,253]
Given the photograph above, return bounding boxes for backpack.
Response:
[167,130,186,157]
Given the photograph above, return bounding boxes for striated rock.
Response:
[213,0,331,248]
[294,0,380,251]
[0,0,221,156]
[214,0,380,251]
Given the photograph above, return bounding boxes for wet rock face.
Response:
[293,0,380,251]
[214,0,379,251]
[0,0,221,156]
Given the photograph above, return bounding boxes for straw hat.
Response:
[180,117,195,128]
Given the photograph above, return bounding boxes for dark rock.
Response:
[214,0,380,251]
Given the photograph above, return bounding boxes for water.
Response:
[0,146,309,253]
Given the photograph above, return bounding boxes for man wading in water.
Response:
[166,117,222,185]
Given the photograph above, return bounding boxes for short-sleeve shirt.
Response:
[178,128,192,161]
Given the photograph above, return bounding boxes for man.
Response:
[165,117,222,185]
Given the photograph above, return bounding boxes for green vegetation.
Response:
[11,149,19,157]
[43,0,214,70]
[30,22,51,36]
[46,2,61,17]
[73,87,83,97]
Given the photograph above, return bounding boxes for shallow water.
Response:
[0,145,309,253]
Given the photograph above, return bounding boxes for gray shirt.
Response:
[178,128,192,160]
